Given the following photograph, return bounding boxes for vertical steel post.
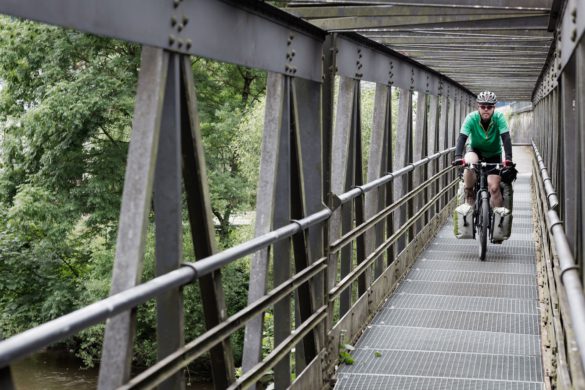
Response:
[560,55,579,259]
[393,88,413,252]
[272,75,293,389]
[577,40,585,283]
[180,55,236,389]
[330,76,358,316]
[427,94,440,219]
[413,92,428,233]
[438,93,449,209]
[242,72,284,387]
[154,52,185,390]
[98,47,168,389]
[291,77,324,371]
[366,84,392,277]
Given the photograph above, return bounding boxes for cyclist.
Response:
[453,91,513,208]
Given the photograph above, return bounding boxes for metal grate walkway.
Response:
[336,147,544,389]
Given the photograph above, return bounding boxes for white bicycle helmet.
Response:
[476,91,497,104]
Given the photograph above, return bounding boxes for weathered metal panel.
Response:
[98,47,168,389]
[0,0,324,81]
[154,53,185,390]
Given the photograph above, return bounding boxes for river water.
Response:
[11,351,213,389]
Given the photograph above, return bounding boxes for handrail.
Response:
[0,148,458,382]
[532,140,585,373]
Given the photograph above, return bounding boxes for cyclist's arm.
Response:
[501,132,512,160]
[455,133,468,159]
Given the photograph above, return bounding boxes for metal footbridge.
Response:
[336,147,544,389]
[1,1,585,390]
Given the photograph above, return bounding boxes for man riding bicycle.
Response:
[453,91,513,208]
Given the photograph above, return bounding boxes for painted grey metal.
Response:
[333,34,472,99]
[242,72,283,385]
[154,53,185,390]
[558,0,585,73]
[180,53,236,389]
[365,85,392,277]
[283,1,553,10]
[291,77,325,375]
[578,41,585,288]
[272,75,293,389]
[0,0,324,82]
[98,46,168,389]
[413,92,428,232]
[427,94,440,218]
[438,95,449,209]
[393,89,414,252]
[121,259,328,389]
[560,56,579,258]
[533,141,585,380]
[329,76,357,316]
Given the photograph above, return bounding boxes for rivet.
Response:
[289,33,295,40]
[285,64,290,72]
[177,39,183,48]
[173,0,181,8]
[185,39,192,50]
[171,16,177,26]
[183,16,189,26]
[292,67,297,74]
[177,24,183,32]
[291,50,295,57]
[168,35,176,45]
[571,8,577,23]
[571,29,577,42]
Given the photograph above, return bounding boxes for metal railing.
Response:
[532,141,585,389]
[0,150,459,389]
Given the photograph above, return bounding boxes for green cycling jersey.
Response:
[460,111,509,158]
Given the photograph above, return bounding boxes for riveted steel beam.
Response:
[283,0,553,11]
[311,13,547,31]
[332,33,474,99]
[285,5,547,19]
[557,0,585,73]
[0,0,325,82]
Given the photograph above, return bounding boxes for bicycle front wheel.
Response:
[478,197,489,261]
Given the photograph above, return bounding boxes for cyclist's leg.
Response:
[488,174,503,207]
[463,151,479,205]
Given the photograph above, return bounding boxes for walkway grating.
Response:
[335,147,544,389]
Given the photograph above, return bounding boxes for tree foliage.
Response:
[0,16,262,373]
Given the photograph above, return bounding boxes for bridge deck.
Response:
[336,147,544,389]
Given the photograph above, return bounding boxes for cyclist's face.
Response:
[478,104,494,120]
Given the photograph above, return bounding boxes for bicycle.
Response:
[452,160,513,260]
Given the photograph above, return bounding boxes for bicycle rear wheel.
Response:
[478,197,489,260]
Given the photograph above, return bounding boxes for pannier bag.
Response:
[501,182,513,212]
[454,203,474,239]
[492,207,513,241]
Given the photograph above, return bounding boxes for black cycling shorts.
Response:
[467,149,501,164]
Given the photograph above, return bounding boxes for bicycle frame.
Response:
[468,162,502,259]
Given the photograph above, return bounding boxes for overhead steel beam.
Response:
[332,33,474,99]
[311,14,547,30]
[362,29,554,37]
[285,5,547,18]
[374,36,553,44]
[0,0,325,81]
[283,0,553,11]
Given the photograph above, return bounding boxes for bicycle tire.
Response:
[479,196,489,261]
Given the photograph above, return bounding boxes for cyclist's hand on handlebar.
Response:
[452,158,466,167]
[503,159,515,167]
